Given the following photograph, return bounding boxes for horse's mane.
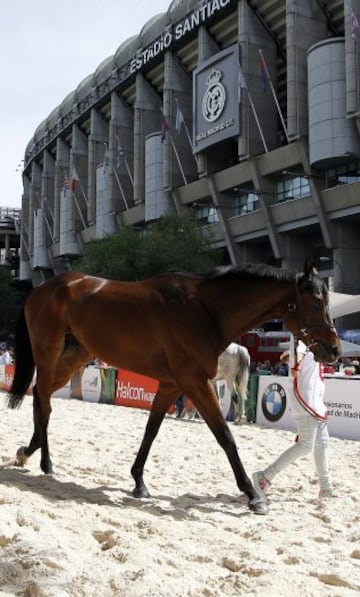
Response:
[159,264,328,302]
[162,263,295,282]
[202,263,295,283]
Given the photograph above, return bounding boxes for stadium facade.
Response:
[21,0,360,323]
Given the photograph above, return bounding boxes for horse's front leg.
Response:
[190,379,268,515]
[131,383,178,498]
[16,384,52,474]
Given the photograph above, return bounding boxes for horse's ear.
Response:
[303,257,317,279]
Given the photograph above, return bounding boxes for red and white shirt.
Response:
[290,350,327,421]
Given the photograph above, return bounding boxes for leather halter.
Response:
[288,279,336,349]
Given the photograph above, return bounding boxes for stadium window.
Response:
[275,177,310,203]
[326,161,360,188]
[226,190,259,216]
[193,205,219,225]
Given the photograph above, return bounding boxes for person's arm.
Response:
[291,353,304,378]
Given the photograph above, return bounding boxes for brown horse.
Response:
[7,261,340,515]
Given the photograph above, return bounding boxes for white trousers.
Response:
[263,412,332,492]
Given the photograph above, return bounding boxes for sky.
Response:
[0,0,172,209]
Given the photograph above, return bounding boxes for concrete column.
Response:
[42,150,55,246]
[88,109,109,224]
[29,162,42,255]
[286,0,327,140]
[19,176,32,280]
[109,92,134,213]
[207,175,240,265]
[54,138,70,241]
[345,0,360,115]
[163,51,195,191]
[71,124,88,229]
[249,160,283,259]
[134,73,162,204]
[238,0,278,156]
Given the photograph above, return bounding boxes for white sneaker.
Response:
[319,488,339,499]
[252,471,271,501]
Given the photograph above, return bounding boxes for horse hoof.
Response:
[133,486,150,499]
[15,447,28,467]
[249,497,269,515]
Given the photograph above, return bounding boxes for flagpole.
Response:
[77,181,89,206]
[258,49,290,143]
[19,229,31,259]
[116,136,134,186]
[160,106,188,184]
[169,135,187,185]
[112,166,129,210]
[239,67,269,153]
[43,213,55,243]
[103,142,110,176]
[174,97,199,167]
[71,191,88,229]
[72,157,89,205]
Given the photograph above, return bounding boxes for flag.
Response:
[351,3,360,40]
[238,67,247,102]
[161,115,170,142]
[71,167,79,192]
[103,151,109,175]
[175,104,185,134]
[116,140,124,170]
[63,172,70,192]
[259,52,267,91]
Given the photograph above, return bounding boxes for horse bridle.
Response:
[287,279,336,349]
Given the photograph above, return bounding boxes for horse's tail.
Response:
[7,306,35,409]
[234,346,250,402]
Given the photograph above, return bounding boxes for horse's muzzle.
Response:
[311,343,341,365]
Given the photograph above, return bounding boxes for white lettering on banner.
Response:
[196,118,235,141]
[116,381,156,403]
[129,0,231,74]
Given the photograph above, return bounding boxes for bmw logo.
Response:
[261,382,287,422]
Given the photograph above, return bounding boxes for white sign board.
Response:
[256,375,360,440]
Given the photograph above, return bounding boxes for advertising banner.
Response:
[115,369,159,410]
[71,366,117,404]
[256,375,360,440]
[0,364,33,395]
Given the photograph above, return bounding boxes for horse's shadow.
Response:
[0,462,249,521]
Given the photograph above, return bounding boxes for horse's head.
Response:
[283,259,341,364]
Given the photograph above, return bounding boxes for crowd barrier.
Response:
[1,365,358,440]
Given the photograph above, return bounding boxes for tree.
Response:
[0,266,22,339]
[72,214,224,280]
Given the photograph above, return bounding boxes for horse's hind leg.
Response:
[17,344,92,473]
[16,385,43,466]
[131,382,178,498]
[16,381,53,473]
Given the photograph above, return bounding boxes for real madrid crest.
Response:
[202,69,226,123]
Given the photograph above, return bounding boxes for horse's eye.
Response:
[313,296,323,310]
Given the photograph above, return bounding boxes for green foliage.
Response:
[72,215,224,280]
[0,267,21,337]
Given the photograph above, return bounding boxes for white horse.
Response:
[213,342,250,421]
[179,343,250,421]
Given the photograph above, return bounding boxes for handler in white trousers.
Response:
[253,341,337,502]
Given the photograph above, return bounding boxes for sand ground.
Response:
[0,394,359,596]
